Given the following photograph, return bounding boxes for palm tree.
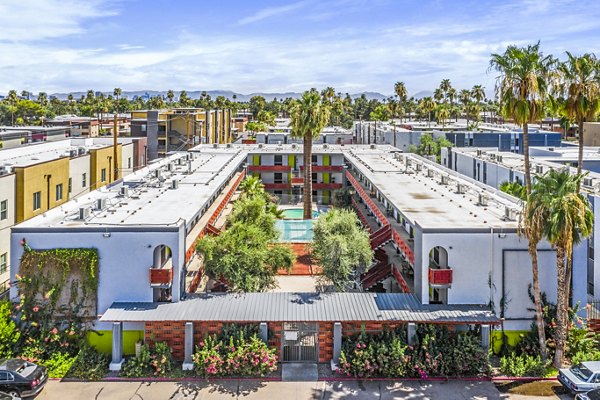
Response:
[67,93,76,115]
[290,90,330,219]
[433,88,444,103]
[447,87,457,121]
[418,97,436,128]
[7,90,18,125]
[166,90,175,105]
[558,52,600,181]
[500,180,526,199]
[394,82,407,122]
[471,85,486,121]
[458,89,471,127]
[490,42,556,362]
[387,98,400,147]
[528,170,594,368]
[440,79,452,97]
[435,105,450,128]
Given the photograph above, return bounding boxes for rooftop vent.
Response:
[213,143,218,148]
[456,183,467,194]
[119,186,129,197]
[69,149,77,158]
[440,175,449,185]
[583,177,594,187]
[504,206,518,221]
[78,207,90,220]
[78,147,86,156]
[535,165,544,174]
[478,193,489,206]
[415,163,422,171]
[427,169,434,178]
[476,149,482,156]
[96,198,107,211]
[258,144,263,149]
[226,143,231,148]
[171,179,179,190]
[0,166,10,176]
[291,143,297,149]
[370,144,376,149]
[323,144,329,149]
[497,155,503,163]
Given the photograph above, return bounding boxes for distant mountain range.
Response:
[48,90,393,102]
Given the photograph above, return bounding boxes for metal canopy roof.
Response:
[100,292,499,325]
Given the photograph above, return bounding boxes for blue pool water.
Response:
[276,219,315,242]
[282,208,320,219]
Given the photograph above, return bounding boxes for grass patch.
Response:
[495,380,568,396]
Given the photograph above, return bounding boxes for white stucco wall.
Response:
[10,224,186,331]
[68,154,91,199]
[0,174,15,284]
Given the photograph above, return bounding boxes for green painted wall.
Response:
[323,155,330,166]
[323,190,330,204]
[288,155,295,168]
[491,330,529,354]
[87,330,144,355]
[252,154,260,166]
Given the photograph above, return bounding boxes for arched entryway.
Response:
[428,246,450,304]
[152,245,172,302]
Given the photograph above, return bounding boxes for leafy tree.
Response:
[0,301,19,358]
[418,97,436,127]
[490,42,556,361]
[257,110,275,126]
[246,121,267,133]
[528,170,593,368]
[558,52,600,181]
[249,95,266,117]
[311,209,373,291]
[499,180,526,200]
[290,89,330,220]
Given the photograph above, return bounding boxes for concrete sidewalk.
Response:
[36,379,570,400]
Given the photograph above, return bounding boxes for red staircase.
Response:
[370,224,392,250]
[204,223,221,236]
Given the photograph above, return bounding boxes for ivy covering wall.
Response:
[18,248,99,319]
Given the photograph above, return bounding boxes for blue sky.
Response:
[2,0,600,96]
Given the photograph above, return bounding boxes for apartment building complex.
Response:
[130,108,232,159]
[0,138,146,295]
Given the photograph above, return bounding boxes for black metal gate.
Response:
[282,322,318,362]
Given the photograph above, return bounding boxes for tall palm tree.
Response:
[471,85,486,121]
[440,79,452,97]
[387,98,400,147]
[435,105,450,128]
[394,82,407,122]
[558,52,600,181]
[447,87,457,121]
[433,88,444,103]
[290,90,330,219]
[166,90,175,105]
[7,90,18,125]
[490,42,556,362]
[528,170,594,368]
[458,89,472,127]
[419,97,436,128]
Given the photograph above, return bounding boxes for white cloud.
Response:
[237,1,311,26]
[0,0,117,41]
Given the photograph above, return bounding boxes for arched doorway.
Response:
[152,244,172,302]
[428,246,450,304]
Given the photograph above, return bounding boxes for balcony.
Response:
[300,165,344,172]
[291,176,304,185]
[263,183,291,190]
[247,165,292,172]
[312,183,343,190]
[150,265,173,287]
[428,267,452,288]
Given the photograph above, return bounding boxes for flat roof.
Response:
[345,147,520,230]
[0,138,135,168]
[15,147,246,229]
[100,292,499,324]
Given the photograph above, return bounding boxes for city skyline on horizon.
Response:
[1,0,599,96]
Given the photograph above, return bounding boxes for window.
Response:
[128,157,132,169]
[56,183,63,201]
[0,253,7,274]
[0,200,7,220]
[274,173,283,184]
[82,173,87,187]
[312,155,318,165]
[68,178,72,194]
[274,155,283,166]
[101,168,107,182]
[312,173,317,183]
[33,191,41,211]
[0,371,11,381]
[141,124,147,132]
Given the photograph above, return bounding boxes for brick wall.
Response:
[342,321,407,336]
[145,321,186,359]
[319,322,334,362]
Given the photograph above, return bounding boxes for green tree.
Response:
[6,90,18,125]
[179,90,190,107]
[418,97,436,127]
[246,121,267,134]
[289,89,330,220]
[394,81,407,122]
[528,170,594,368]
[369,103,389,144]
[490,42,556,361]
[249,96,266,118]
[0,301,19,358]
[435,105,450,127]
[257,110,275,126]
[166,90,175,105]
[311,209,373,291]
[499,180,526,199]
[558,52,600,181]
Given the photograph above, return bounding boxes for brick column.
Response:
[182,322,194,370]
[109,322,124,371]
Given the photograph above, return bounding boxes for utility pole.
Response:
[113,114,119,180]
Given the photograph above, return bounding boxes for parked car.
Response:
[0,359,47,398]
[576,388,600,400]
[0,392,21,400]
[559,361,600,393]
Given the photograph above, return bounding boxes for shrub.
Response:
[150,341,172,377]
[67,344,109,380]
[40,351,76,378]
[571,350,600,365]
[0,301,19,358]
[121,343,153,377]
[499,353,547,377]
[193,333,277,377]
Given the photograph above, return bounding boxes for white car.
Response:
[559,361,600,393]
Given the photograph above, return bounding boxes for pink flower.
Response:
[32,306,39,312]
[50,327,58,335]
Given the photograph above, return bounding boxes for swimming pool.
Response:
[276,219,315,242]
[282,208,320,219]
